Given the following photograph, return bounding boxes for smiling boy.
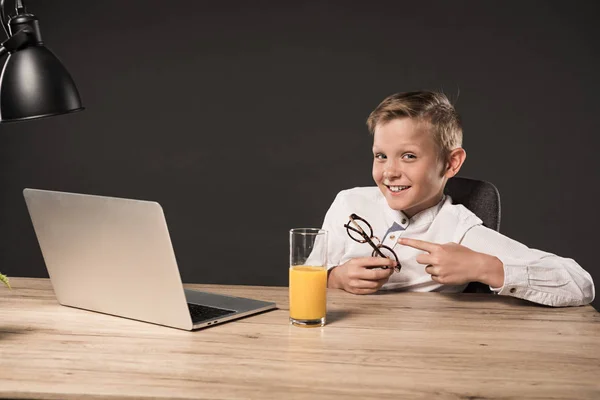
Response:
[323,91,594,307]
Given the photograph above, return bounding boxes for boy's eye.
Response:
[402,153,416,160]
[374,153,387,160]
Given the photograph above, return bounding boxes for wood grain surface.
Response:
[1,278,598,399]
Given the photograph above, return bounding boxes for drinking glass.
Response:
[289,228,328,327]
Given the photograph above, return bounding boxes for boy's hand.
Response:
[328,257,396,295]
[398,238,504,287]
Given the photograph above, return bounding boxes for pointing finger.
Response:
[398,237,440,253]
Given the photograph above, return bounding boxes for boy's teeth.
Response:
[389,185,409,192]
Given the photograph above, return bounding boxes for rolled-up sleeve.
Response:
[461,225,595,307]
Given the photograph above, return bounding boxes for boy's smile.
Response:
[372,118,449,218]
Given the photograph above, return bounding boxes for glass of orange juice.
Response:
[289,228,328,327]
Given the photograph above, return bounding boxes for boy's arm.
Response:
[461,225,595,307]
[320,192,348,272]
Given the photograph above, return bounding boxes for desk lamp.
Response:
[0,0,83,122]
[0,0,83,287]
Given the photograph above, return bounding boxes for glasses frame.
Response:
[343,213,401,272]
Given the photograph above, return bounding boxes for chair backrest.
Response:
[443,176,501,293]
[444,176,501,232]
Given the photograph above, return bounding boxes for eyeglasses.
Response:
[343,213,401,272]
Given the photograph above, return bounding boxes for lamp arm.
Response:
[15,0,25,14]
[0,0,10,39]
[0,28,30,58]
[1,0,27,39]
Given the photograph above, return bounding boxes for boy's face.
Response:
[372,118,447,217]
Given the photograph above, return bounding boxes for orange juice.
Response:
[289,265,327,321]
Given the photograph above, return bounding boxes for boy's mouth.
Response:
[385,185,411,193]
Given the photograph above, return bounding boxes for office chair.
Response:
[443,176,501,294]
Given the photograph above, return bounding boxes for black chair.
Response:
[443,176,501,294]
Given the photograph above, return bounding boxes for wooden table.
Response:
[1,278,598,399]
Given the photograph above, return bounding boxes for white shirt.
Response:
[321,187,595,307]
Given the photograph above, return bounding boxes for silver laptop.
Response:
[23,188,277,331]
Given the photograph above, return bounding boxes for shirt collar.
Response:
[381,194,448,230]
[408,195,448,228]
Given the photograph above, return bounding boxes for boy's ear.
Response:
[444,148,466,178]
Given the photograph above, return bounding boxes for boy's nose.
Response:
[383,162,401,178]
[383,170,400,179]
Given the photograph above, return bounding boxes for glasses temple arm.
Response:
[344,224,365,237]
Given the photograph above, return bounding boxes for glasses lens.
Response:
[346,218,373,243]
[371,245,400,270]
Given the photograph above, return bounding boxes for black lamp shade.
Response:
[0,45,83,122]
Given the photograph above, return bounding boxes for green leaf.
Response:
[0,272,10,289]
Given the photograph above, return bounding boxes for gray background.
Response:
[1,0,598,310]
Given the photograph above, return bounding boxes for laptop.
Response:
[23,188,277,331]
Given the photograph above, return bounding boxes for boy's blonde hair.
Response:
[366,91,462,160]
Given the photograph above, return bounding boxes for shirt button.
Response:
[401,218,407,224]
[509,288,516,293]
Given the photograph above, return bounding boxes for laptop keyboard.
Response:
[187,303,236,324]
